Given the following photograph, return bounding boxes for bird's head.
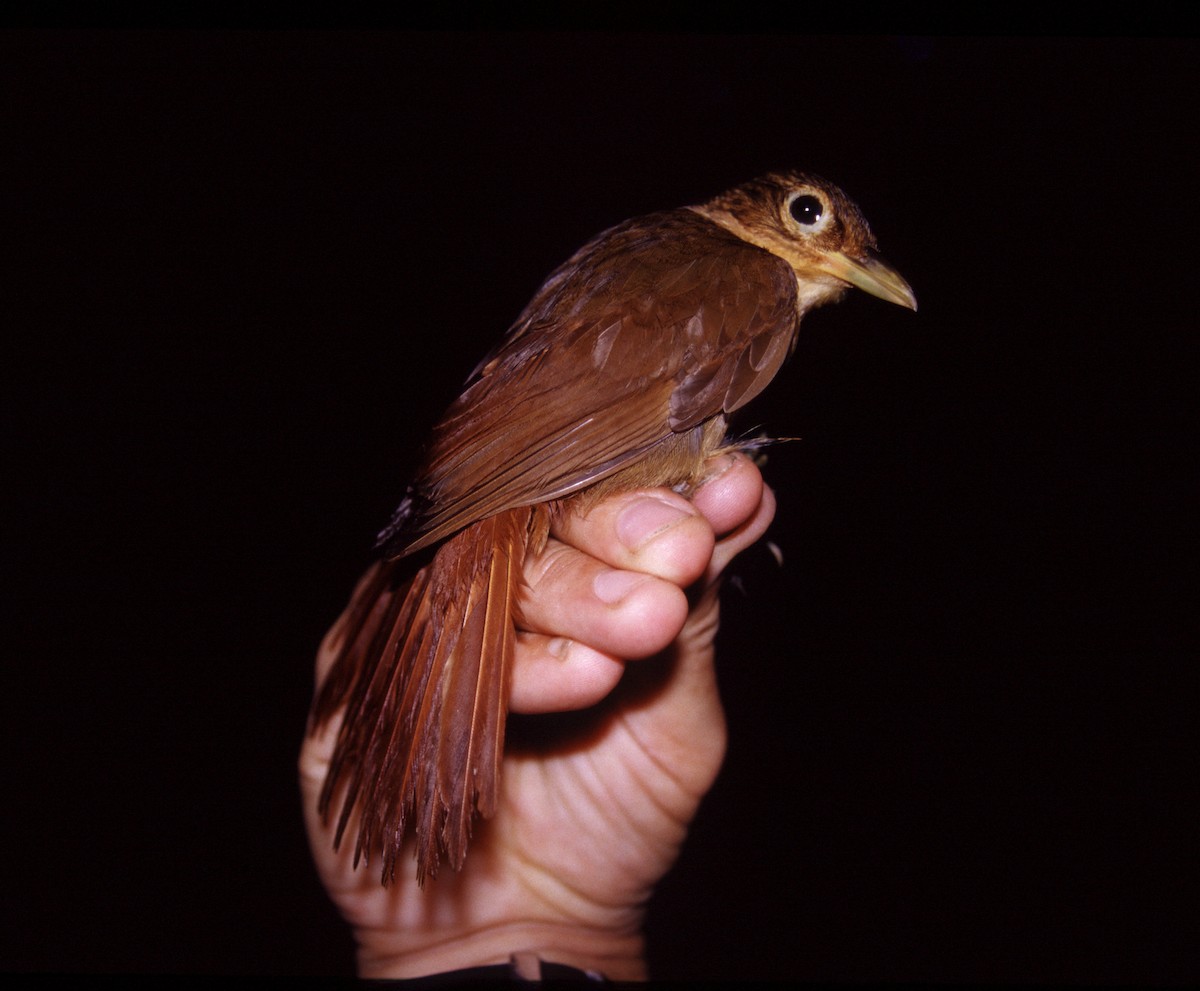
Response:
[692,170,917,313]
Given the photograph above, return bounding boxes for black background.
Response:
[3,31,1195,981]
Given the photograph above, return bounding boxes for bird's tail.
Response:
[310,505,549,884]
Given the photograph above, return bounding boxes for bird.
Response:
[309,170,916,885]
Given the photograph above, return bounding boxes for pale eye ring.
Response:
[785,190,831,233]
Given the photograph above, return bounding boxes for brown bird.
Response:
[310,171,916,885]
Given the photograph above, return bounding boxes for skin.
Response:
[299,452,775,979]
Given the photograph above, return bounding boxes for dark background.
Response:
[3,31,1194,981]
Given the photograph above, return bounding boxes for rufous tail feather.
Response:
[311,505,548,884]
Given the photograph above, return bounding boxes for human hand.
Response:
[299,452,775,980]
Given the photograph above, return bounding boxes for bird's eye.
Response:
[789,194,824,226]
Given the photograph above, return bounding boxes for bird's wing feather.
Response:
[380,210,798,557]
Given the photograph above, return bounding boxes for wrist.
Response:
[357,918,646,981]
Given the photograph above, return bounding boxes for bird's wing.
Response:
[379,210,798,557]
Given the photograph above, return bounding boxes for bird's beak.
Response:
[818,250,917,311]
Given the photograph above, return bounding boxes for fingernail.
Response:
[616,496,692,551]
[547,637,570,659]
[593,569,646,605]
[694,453,739,491]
